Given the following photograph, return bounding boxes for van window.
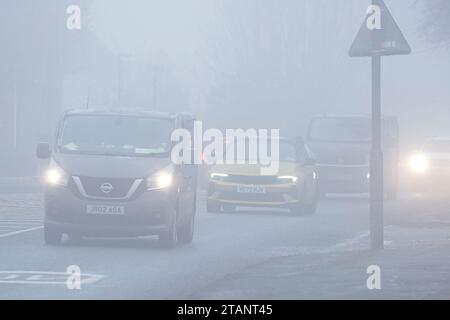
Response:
[308,117,371,143]
[58,115,174,157]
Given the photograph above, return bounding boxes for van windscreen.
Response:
[308,117,371,143]
[58,115,174,157]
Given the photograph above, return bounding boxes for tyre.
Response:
[289,202,305,215]
[67,233,83,242]
[304,199,317,215]
[304,189,318,215]
[290,184,310,215]
[178,213,195,244]
[159,215,178,249]
[44,225,62,245]
[222,204,236,213]
[206,200,221,213]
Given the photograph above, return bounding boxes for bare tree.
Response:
[419,0,450,48]
[198,0,363,132]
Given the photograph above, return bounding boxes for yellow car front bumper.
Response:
[207,180,301,208]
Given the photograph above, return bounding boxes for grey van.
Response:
[36,109,197,248]
[306,114,399,199]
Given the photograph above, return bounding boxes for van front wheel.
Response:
[159,216,178,249]
[44,225,62,245]
[178,214,195,244]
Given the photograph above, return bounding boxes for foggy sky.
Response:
[84,0,450,151]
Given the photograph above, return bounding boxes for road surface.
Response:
[0,191,448,299]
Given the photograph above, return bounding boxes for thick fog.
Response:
[1,0,449,176]
[89,0,450,143]
[2,0,450,301]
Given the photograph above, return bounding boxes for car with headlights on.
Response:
[408,136,450,192]
[36,109,197,248]
[207,138,318,215]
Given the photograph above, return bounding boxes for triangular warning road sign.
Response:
[349,0,411,57]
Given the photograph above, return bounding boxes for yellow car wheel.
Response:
[222,205,236,213]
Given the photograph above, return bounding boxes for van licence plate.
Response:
[236,185,266,194]
[328,173,353,181]
[86,205,125,215]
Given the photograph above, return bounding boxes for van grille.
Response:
[75,177,138,199]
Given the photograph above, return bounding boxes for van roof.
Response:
[62,108,182,119]
[311,113,396,120]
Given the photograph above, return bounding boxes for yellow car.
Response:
[207,138,318,214]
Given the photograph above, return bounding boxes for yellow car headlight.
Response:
[277,175,298,183]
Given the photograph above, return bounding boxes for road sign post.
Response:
[371,54,384,249]
[349,0,411,250]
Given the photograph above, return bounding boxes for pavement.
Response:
[0,193,43,239]
[0,179,449,299]
[190,192,450,300]
[0,176,41,194]
[191,225,450,299]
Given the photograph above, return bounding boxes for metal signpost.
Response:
[349,0,411,249]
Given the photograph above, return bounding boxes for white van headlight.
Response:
[147,167,174,190]
[45,162,69,187]
[409,153,429,174]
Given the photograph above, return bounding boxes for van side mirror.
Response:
[36,142,51,159]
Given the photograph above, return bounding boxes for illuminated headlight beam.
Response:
[409,153,429,174]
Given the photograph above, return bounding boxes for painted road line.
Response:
[0,220,42,223]
[0,227,41,233]
[0,223,42,225]
[0,226,43,239]
[1,222,40,225]
[0,271,106,285]
[0,227,37,231]
[0,221,42,224]
[0,219,42,221]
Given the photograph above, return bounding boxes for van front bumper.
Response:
[45,185,176,237]
[316,164,370,194]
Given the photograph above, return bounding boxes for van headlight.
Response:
[45,162,69,187]
[277,175,298,183]
[147,169,174,190]
[409,153,429,174]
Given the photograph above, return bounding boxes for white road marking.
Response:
[0,228,36,232]
[0,226,43,239]
[0,223,42,226]
[0,219,42,221]
[0,271,106,285]
[0,193,43,237]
